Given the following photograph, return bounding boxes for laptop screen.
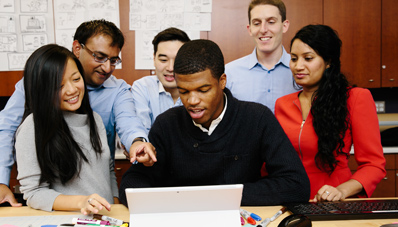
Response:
[125,184,243,227]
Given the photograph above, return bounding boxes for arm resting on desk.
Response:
[53,194,111,215]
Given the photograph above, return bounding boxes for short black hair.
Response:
[174,39,224,80]
[73,19,124,49]
[152,27,190,54]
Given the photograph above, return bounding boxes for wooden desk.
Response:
[0,204,397,226]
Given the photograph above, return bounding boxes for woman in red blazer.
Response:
[275,25,386,202]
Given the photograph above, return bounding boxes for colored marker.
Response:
[250,212,262,221]
[257,207,287,227]
[240,208,261,221]
[72,218,110,225]
[74,225,119,227]
[241,216,245,225]
[94,214,124,225]
[240,208,256,225]
[86,224,120,227]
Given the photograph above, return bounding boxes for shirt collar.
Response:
[158,79,167,94]
[280,46,291,68]
[86,75,116,91]
[248,46,290,70]
[193,93,228,136]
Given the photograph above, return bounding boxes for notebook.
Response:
[125,184,244,227]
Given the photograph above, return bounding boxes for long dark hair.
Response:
[22,44,102,185]
[291,25,351,174]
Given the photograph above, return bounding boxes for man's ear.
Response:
[219,73,227,89]
[72,40,81,58]
[282,19,290,34]
[247,24,253,37]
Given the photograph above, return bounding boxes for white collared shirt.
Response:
[193,93,227,136]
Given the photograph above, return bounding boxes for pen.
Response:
[93,214,124,225]
[240,208,256,225]
[85,224,120,227]
[74,224,121,227]
[257,207,287,227]
[72,218,111,225]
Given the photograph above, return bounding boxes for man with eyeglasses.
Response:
[0,20,156,207]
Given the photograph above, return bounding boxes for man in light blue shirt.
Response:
[0,20,156,206]
[132,28,190,134]
[225,0,296,113]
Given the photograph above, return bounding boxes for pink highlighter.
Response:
[241,216,245,225]
[72,218,111,225]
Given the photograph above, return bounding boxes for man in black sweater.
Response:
[120,39,310,206]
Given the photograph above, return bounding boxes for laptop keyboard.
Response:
[284,199,398,221]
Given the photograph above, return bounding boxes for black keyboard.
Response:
[284,199,398,221]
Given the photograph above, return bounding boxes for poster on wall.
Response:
[130,0,212,70]
[0,0,53,71]
[0,0,121,71]
[53,0,121,69]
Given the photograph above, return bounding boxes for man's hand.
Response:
[0,184,22,207]
[127,141,157,166]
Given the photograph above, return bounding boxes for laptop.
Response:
[125,184,243,227]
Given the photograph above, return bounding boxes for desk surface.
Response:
[0,204,397,227]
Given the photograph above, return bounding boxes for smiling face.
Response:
[73,34,120,87]
[59,59,85,112]
[247,4,289,57]
[154,40,184,91]
[290,39,328,92]
[176,69,226,129]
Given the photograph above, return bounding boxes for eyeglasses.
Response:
[80,43,122,66]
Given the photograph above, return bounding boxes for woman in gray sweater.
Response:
[15,44,118,214]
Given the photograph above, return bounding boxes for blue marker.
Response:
[240,208,262,221]
[250,212,262,221]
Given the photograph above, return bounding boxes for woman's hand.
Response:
[79,194,111,215]
[313,185,346,202]
[313,180,363,202]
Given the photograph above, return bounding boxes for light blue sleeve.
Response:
[225,62,234,91]
[113,81,147,152]
[131,80,153,135]
[0,79,25,185]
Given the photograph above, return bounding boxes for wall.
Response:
[1,0,398,113]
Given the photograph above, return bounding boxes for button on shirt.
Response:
[131,75,182,135]
[225,47,297,113]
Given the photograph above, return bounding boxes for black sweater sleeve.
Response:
[239,107,310,205]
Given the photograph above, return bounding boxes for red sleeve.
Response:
[349,88,386,197]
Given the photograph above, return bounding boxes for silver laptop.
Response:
[125,184,243,227]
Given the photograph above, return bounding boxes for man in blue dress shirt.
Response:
[0,20,156,206]
[131,27,190,134]
[225,0,296,112]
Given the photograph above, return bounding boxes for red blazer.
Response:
[275,87,386,198]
